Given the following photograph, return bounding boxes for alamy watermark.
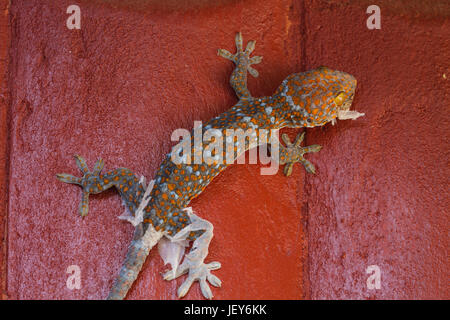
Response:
[66,265,81,290]
[366,265,381,290]
[170,121,281,175]
[66,5,81,30]
[366,5,381,30]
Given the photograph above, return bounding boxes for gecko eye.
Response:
[334,91,346,106]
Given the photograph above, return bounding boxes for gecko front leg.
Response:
[218,32,262,100]
[277,132,322,176]
[162,208,221,299]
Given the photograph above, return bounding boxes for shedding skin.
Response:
[57,32,364,300]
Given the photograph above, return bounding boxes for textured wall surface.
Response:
[5,0,307,299]
[303,0,449,299]
[0,0,10,301]
[1,0,449,299]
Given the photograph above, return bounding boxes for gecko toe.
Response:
[219,32,261,79]
[175,262,222,299]
[56,173,81,185]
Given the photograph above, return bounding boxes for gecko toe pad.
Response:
[280,132,322,176]
[217,32,263,78]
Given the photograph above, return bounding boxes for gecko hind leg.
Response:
[56,155,145,219]
[218,32,263,100]
[162,208,221,299]
[56,155,106,217]
[279,132,322,176]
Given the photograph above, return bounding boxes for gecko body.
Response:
[57,33,364,299]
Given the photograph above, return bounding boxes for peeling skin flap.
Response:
[337,109,365,120]
[158,236,189,277]
[118,178,154,227]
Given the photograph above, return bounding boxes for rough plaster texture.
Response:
[0,0,9,300]
[303,0,449,299]
[5,0,306,299]
[1,0,448,299]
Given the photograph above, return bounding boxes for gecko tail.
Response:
[107,225,163,300]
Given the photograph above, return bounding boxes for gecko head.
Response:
[275,66,363,127]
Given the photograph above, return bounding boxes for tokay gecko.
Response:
[57,33,364,299]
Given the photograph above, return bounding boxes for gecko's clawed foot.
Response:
[217,32,262,78]
[56,155,104,217]
[280,132,322,176]
[163,260,222,300]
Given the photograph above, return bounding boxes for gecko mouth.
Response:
[332,92,364,123]
[337,96,364,120]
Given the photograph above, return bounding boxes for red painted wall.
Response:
[1,0,448,299]
[0,0,10,301]
[303,1,449,299]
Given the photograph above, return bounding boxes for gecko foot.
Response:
[161,208,221,299]
[280,132,322,176]
[163,260,222,299]
[218,32,262,78]
[56,155,104,217]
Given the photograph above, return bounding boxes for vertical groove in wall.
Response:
[298,0,307,72]
[285,0,310,300]
[0,0,11,300]
[298,0,310,300]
